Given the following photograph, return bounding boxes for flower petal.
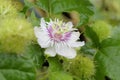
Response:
[34,27,48,39]
[34,27,42,38]
[55,43,76,59]
[69,32,80,42]
[67,31,85,47]
[37,39,50,48]
[45,47,56,57]
[66,22,73,30]
[40,18,46,30]
[70,41,85,47]
[34,27,50,48]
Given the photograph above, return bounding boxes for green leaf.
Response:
[49,71,73,80]
[36,0,50,13]
[78,14,89,26]
[24,0,35,8]
[95,27,120,80]
[48,57,62,71]
[81,42,97,56]
[85,26,100,48]
[47,57,73,80]
[37,0,94,26]
[0,54,36,80]
[0,72,6,80]
[25,44,45,68]
[81,26,99,56]
[29,11,40,26]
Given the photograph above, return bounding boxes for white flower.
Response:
[34,18,85,59]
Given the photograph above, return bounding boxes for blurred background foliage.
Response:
[90,0,120,26]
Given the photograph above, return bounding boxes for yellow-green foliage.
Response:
[63,54,95,79]
[90,0,103,9]
[10,0,24,11]
[92,21,111,41]
[0,18,35,54]
[0,0,17,18]
[104,0,120,20]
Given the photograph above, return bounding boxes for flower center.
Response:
[53,33,63,42]
[47,20,72,42]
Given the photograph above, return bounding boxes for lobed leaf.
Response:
[95,27,120,80]
[37,0,94,26]
[0,54,36,80]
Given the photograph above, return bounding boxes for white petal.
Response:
[45,47,56,57]
[70,41,85,47]
[66,22,73,30]
[69,32,80,42]
[37,39,50,48]
[55,43,76,59]
[34,27,50,48]
[34,27,42,38]
[40,18,48,32]
[36,31,50,48]
[40,18,46,30]
[34,27,49,40]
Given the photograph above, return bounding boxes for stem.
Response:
[48,0,51,18]
[101,0,106,11]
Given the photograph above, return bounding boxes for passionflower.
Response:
[34,18,85,59]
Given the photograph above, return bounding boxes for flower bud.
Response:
[10,0,24,11]
[63,54,95,79]
[0,0,17,18]
[92,21,111,41]
[0,18,35,54]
